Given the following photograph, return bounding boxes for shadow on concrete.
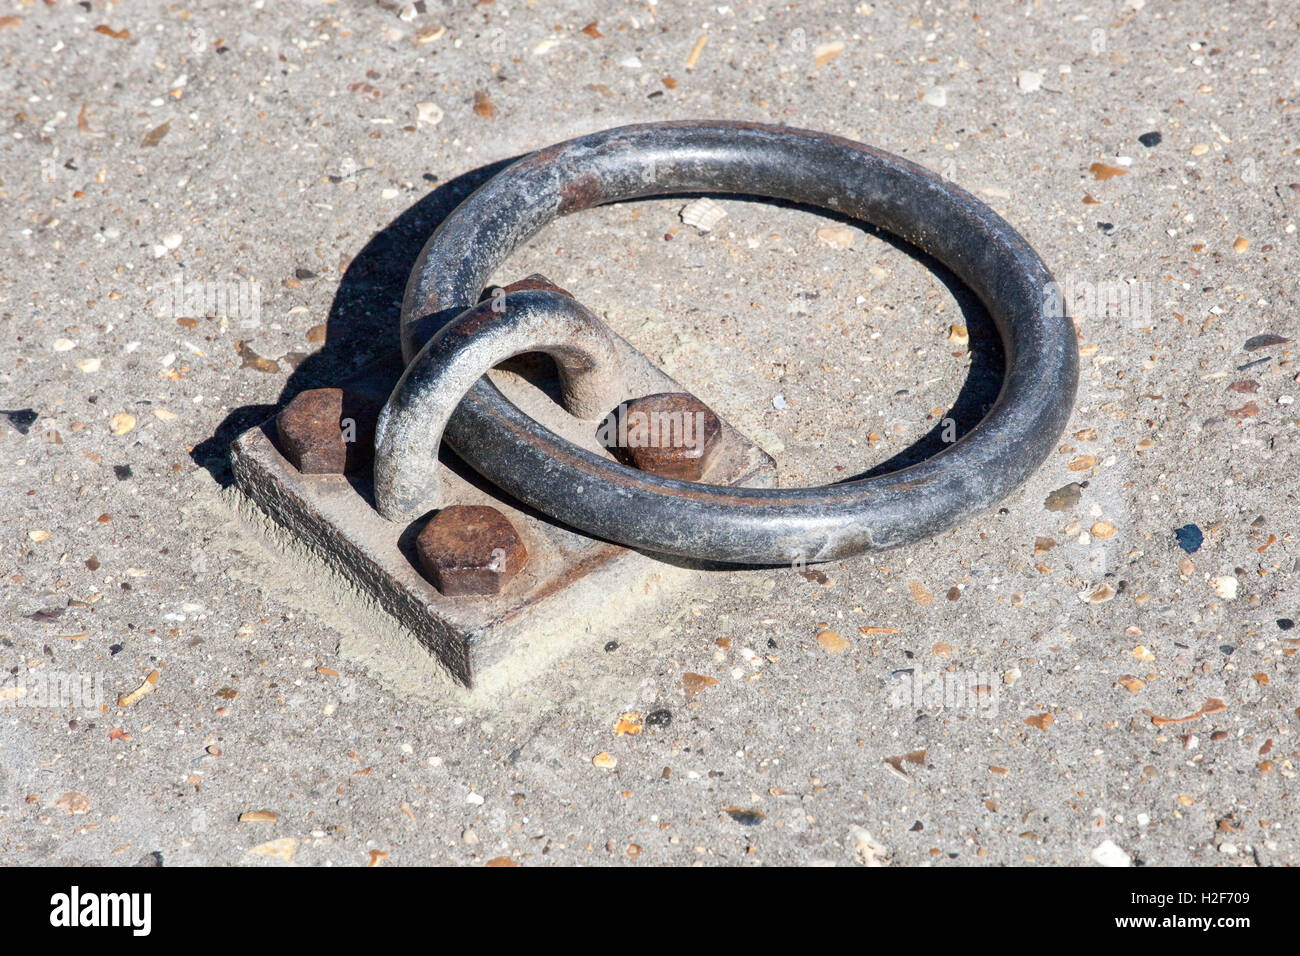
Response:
[835,220,1004,482]
[191,156,520,485]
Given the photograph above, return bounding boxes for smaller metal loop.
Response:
[373,287,625,521]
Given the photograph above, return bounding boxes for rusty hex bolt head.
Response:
[416,505,528,596]
[622,392,722,481]
[275,387,378,475]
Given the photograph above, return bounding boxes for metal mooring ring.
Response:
[396,121,1078,565]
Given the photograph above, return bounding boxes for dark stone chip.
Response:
[1174,524,1203,554]
[2,408,38,434]
[1243,333,1291,352]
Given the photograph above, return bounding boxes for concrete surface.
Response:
[1,0,1297,867]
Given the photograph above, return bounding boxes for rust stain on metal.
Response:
[509,545,621,614]
[620,392,721,481]
[451,278,574,339]
[275,388,379,475]
[416,505,528,596]
[514,142,567,170]
[558,173,604,214]
[448,301,512,339]
[502,274,573,299]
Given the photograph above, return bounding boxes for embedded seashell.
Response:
[680,197,726,232]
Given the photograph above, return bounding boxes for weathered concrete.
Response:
[2,0,1295,869]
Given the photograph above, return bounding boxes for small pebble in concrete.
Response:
[1044,482,1083,511]
[2,408,38,433]
[1243,333,1291,351]
[1174,524,1203,553]
[1091,839,1131,867]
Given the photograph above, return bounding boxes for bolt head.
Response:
[275,388,378,475]
[622,392,722,481]
[416,505,527,596]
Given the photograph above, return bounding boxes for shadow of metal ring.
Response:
[398,120,1078,565]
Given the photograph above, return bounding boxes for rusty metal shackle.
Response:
[385,121,1078,564]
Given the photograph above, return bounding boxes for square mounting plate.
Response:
[230,329,775,690]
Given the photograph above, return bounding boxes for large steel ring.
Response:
[394,121,1078,565]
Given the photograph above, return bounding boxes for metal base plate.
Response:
[230,330,775,689]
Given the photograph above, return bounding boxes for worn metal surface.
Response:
[415,505,528,596]
[498,273,575,299]
[401,120,1079,564]
[618,392,722,481]
[374,285,624,521]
